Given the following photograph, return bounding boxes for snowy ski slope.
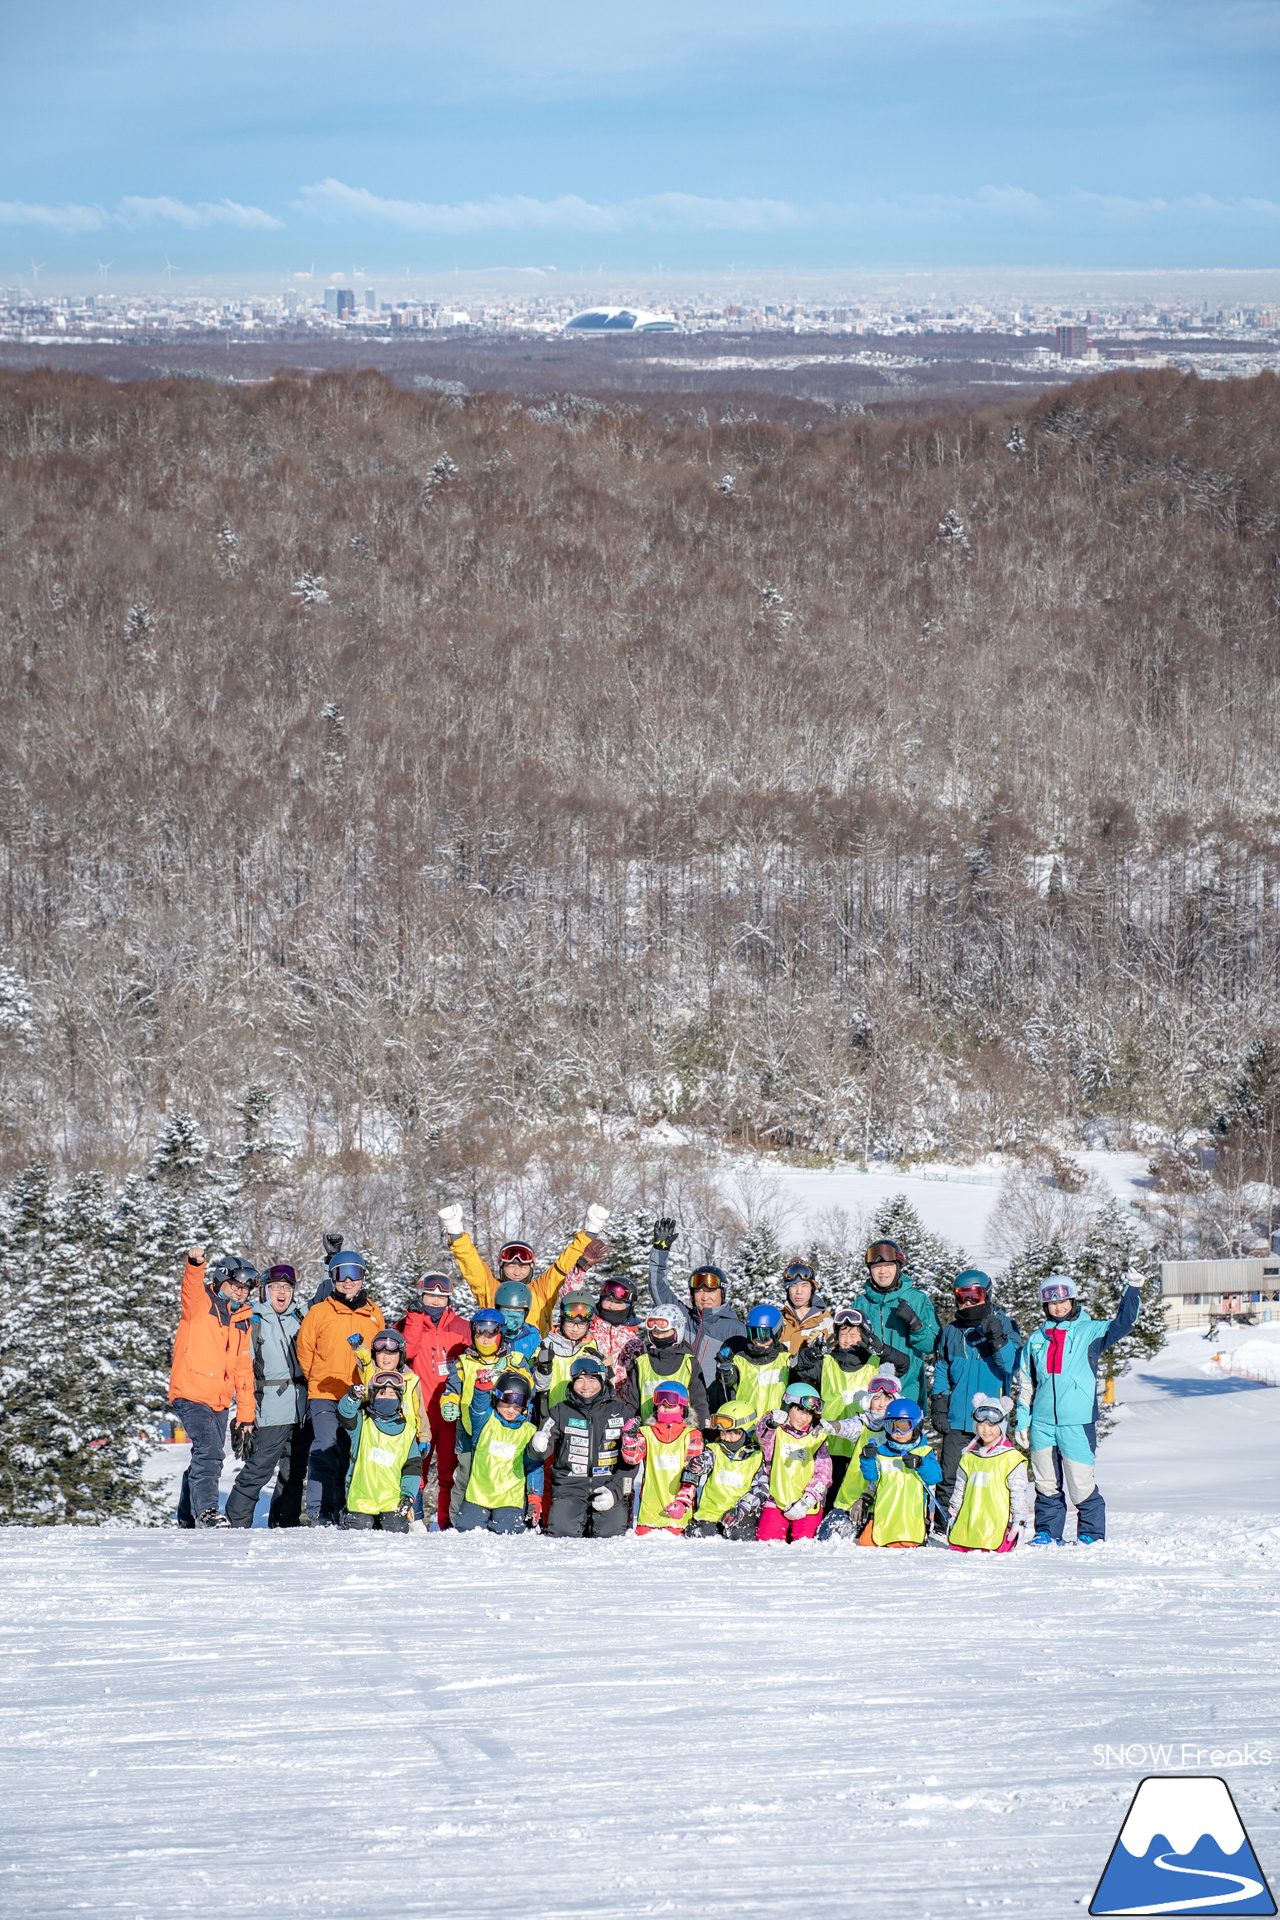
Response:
[2,1330,1278,1919]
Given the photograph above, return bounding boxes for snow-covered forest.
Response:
[2,365,1279,1260]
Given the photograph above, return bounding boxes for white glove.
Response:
[584,1203,610,1234]
[437,1203,464,1237]
[783,1499,814,1521]
[591,1487,616,1512]
[1014,1428,1030,1452]
[768,1408,788,1426]
[530,1417,555,1456]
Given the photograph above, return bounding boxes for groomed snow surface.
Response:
[4,1328,1280,1920]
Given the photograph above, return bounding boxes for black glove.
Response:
[930,1396,950,1436]
[860,1440,880,1464]
[322,1232,343,1257]
[651,1216,678,1252]
[979,1311,1006,1347]
[902,1451,924,1471]
[231,1423,255,1462]
[894,1301,922,1334]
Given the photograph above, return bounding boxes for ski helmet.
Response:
[884,1396,925,1439]
[417,1270,453,1295]
[558,1289,595,1324]
[495,1280,533,1313]
[470,1308,505,1344]
[711,1399,752,1436]
[265,1263,296,1288]
[645,1305,679,1334]
[497,1242,536,1268]
[1040,1276,1079,1303]
[569,1354,606,1382]
[953,1269,991,1305]
[651,1381,690,1414]
[493,1371,532,1412]
[784,1260,816,1291]
[689,1265,726,1296]
[781,1382,822,1421]
[865,1240,905,1269]
[746,1303,784,1340]
[330,1252,366,1286]
[370,1328,406,1359]
[210,1256,251,1290]
[971,1392,1011,1427]
[866,1369,900,1399]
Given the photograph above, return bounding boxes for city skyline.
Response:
[3,0,1278,278]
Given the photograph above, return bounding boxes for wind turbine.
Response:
[163,256,177,281]
[97,260,113,279]
[28,259,44,287]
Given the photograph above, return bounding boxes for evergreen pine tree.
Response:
[0,1116,242,1524]
[1069,1199,1165,1379]
[725,1219,785,1321]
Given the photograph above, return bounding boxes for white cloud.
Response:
[0,196,282,234]
[117,196,284,230]
[0,200,109,234]
[295,177,1280,235]
[295,179,807,232]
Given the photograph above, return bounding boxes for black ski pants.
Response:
[225,1422,310,1528]
[547,1478,629,1538]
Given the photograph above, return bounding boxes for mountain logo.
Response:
[1091,1776,1276,1915]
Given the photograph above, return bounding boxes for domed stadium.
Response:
[563,307,678,333]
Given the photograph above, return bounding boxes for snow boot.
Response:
[197,1508,231,1529]
[1076,1533,1103,1545]
[1029,1530,1062,1546]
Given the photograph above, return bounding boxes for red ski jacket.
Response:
[402,1303,473,1417]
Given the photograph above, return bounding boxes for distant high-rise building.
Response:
[1055,324,1089,358]
[364,289,377,311]
[324,287,355,317]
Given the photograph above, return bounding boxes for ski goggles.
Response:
[690,1271,723,1292]
[1041,1283,1074,1303]
[266,1264,297,1286]
[496,1390,529,1409]
[972,1403,1006,1426]
[712,1410,746,1431]
[785,1263,815,1283]
[498,1243,536,1267]
[646,1312,677,1330]
[865,1242,903,1266]
[599,1280,632,1303]
[833,1307,866,1328]
[954,1285,987,1306]
[562,1303,593,1322]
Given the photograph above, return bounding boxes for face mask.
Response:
[501,1310,525,1334]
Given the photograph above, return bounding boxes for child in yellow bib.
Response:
[689,1401,762,1540]
[621,1381,704,1534]
[456,1372,542,1535]
[857,1396,942,1548]
[338,1373,427,1531]
[946,1394,1033,1552]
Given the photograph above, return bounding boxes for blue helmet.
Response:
[885,1397,924,1436]
[470,1308,505,1339]
[747,1303,784,1337]
[330,1252,366,1284]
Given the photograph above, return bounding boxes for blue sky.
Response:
[3,0,1279,280]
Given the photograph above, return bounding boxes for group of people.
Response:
[168,1203,1143,1548]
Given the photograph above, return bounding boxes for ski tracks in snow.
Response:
[1,1520,1279,1918]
